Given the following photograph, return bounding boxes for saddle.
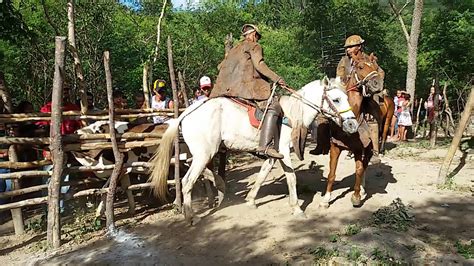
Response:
[229,97,306,161]
[229,98,263,129]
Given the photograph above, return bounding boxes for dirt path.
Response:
[1,142,473,265]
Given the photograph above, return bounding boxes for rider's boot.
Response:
[257,111,284,159]
[368,121,381,164]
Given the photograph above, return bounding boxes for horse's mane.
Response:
[281,79,324,128]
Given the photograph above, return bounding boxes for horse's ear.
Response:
[369,52,378,62]
[322,76,330,87]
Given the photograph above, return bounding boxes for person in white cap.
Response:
[199,75,212,100]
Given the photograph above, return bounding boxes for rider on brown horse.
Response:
[210,24,287,159]
[310,35,385,163]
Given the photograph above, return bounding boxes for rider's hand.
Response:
[277,78,287,87]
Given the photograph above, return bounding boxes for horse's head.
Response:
[321,77,359,134]
[348,52,384,96]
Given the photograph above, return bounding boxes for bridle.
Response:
[281,83,352,125]
[346,63,380,97]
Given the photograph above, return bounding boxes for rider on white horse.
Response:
[210,24,286,159]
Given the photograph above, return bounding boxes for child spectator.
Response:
[398,93,412,141]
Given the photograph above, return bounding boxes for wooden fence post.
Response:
[103,51,124,231]
[414,98,423,137]
[47,36,67,248]
[438,86,474,184]
[178,71,189,108]
[0,72,25,234]
[167,36,181,211]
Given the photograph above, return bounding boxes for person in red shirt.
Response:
[36,86,82,135]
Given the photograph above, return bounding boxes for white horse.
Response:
[149,77,358,224]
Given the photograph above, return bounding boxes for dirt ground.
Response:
[0,140,473,265]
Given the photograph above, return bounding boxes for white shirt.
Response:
[151,96,168,124]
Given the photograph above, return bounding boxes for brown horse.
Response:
[361,92,395,154]
[320,52,386,208]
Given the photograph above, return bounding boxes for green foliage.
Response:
[372,198,415,231]
[1,0,472,113]
[371,247,403,264]
[25,214,47,233]
[329,233,340,243]
[455,240,474,259]
[345,223,361,236]
[347,245,361,261]
[309,246,339,262]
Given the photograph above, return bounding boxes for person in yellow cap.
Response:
[210,24,286,159]
[151,79,174,124]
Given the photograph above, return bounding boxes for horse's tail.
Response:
[148,118,180,201]
[148,100,207,201]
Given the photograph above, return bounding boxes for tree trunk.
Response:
[67,0,87,114]
[47,36,67,249]
[405,0,424,104]
[442,82,455,136]
[142,62,150,108]
[438,87,474,184]
[103,51,125,231]
[167,36,182,211]
[0,72,14,113]
[178,71,189,108]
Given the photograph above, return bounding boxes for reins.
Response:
[347,70,379,97]
[280,84,349,121]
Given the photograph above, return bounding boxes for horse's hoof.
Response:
[216,193,224,207]
[191,216,202,226]
[320,202,330,209]
[293,210,307,219]
[246,201,257,210]
[351,195,362,207]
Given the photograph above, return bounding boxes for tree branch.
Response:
[153,0,168,64]
[389,0,411,46]
[41,0,60,36]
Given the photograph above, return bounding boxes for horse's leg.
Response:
[381,98,394,153]
[202,167,226,207]
[203,179,214,208]
[120,174,136,215]
[182,158,209,225]
[351,149,370,207]
[320,143,341,208]
[278,146,305,217]
[245,158,275,209]
[217,149,227,180]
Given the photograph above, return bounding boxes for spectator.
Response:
[36,85,80,213]
[36,85,82,135]
[424,85,442,124]
[398,93,412,141]
[113,89,127,110]
[87,92,100,111]
[389,90,402,140]
[134,91,146,109]
[193,88,203,103]
[0,121,11,205]
[151,79,173,124]
[199,76,213,100]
